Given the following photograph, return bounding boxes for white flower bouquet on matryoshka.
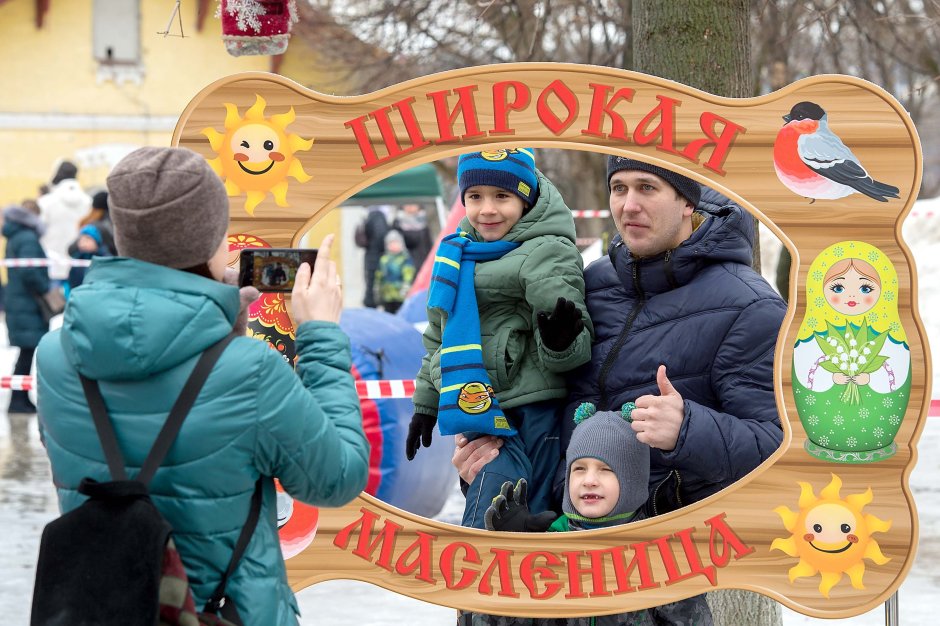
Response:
[815,318,889,405]
[792,241,911,464]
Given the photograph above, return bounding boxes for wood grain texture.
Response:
[171,64,929,619]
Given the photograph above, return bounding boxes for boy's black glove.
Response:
[484,479,557,532]
[405,412,437,460]
[536,297,584,352]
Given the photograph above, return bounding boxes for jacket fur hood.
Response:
[2,205,47,237]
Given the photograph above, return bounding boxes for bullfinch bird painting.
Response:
[773,101,900,203]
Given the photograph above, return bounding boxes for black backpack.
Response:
[31,333,262,626]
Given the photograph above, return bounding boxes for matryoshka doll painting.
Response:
[792,241,911,463]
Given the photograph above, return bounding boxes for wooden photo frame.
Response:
[172,63,929,619]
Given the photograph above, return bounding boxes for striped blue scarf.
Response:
[429,231,520,436]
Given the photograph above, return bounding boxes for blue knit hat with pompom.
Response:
[457,148,539,207]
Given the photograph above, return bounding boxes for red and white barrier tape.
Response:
[576,237,601,247]
[3,375,939,416]
[571,210,609,219]
[1,259,91,268]
[0,375,417,399]
[356,379,416,399]
[568,209,937,219]
[2,376,34,391]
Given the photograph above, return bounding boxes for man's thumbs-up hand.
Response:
[630,365,685,451]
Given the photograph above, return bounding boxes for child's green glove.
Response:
[484,479,557,532]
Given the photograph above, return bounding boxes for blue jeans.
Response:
[461,400,561,529]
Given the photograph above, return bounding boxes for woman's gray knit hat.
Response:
[562,410,650,527]
[107,147,229,269]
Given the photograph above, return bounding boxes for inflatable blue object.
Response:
[397,287,428,325]
[339,307,455,518]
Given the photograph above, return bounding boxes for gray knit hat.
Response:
[384,229,405,249]
[562,410,650,528]
[107,147,229,269]
[607,156,701,207]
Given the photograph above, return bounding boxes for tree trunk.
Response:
[632,0,763,274]
[633,0,750,97]
[632,2,779,623]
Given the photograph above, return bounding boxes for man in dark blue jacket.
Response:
[454,156,786,517]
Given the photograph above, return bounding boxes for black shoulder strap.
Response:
[79,332,237,485]
[203,478,264,622]
[80,332,261,621]
[80,375,128,480]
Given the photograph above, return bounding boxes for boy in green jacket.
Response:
[373,229,415,314]
[479,409,713,626]
[405,148,593,529]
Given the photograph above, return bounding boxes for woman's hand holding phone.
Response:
[291,233,342,325]
[223,267,261,336]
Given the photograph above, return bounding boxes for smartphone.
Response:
[238,248,319,292]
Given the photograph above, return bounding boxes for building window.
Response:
[93,0,141,65]
[93,0,144,85]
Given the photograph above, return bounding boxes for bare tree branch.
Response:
[296,0,938,197]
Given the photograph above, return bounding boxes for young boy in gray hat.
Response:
[475,407,714,626]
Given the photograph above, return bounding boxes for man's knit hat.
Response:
[606,156,701,207]
[107,147,229,269]
[457,148,539,207]
[562,410,650,528]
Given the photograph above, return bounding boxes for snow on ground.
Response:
[1,202,937,624]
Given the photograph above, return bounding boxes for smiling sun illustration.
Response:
[202,94,313,215]
[771,473,891,597]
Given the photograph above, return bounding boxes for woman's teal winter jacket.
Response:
[36,257,370,626]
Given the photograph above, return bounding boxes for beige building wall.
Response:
[0,0,343,272]
[0,0,275,203]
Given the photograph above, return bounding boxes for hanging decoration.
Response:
[217,0,299,57]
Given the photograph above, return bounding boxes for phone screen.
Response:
[238,248,319,292]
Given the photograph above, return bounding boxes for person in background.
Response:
[37,159,90,285]
[362,204,391,308]
[3,200,51,414]
[36,147,370,625]
[66,224,113,296]
[393,202,433,266]
[373,229,416,314]
[79,190,116,255]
